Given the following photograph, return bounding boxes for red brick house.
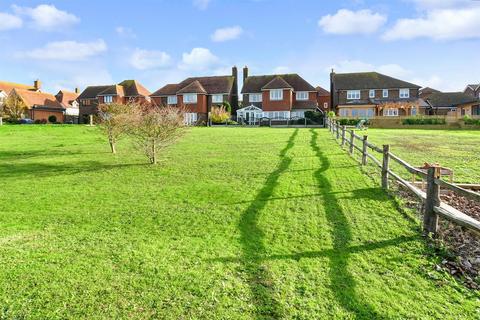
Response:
[0,80,41,108]
[316,86,330,112]
[56,89,80,123]
[330,71,428,118]
[9,88,65,122]
[150,67,239,125]
[77,80,151,123]
[239,67,318,123]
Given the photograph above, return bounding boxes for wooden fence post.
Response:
[349,130,355,155]
[89,114,93,126]
[424,166,441,234]
[381,145,390,190]
[362,135,368,165]
[341,126,346,147]
[336,122,340,139]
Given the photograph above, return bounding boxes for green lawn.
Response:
[364,128,480,183]
[0,125,478,319]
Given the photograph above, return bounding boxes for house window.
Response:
[183,94,197,104]
[411,106,417,116]
[212,94,223,103]
[347,90,361,100]
[167,95,177,105]
[383,108,398,116]
[339,109,348,117]
[382,89,389,98]
[323,102,328,109]
[400,89,410,98]
[249,93,262,102]
[472,105,480,116]
[369,90,375,98]
[296,91,308,100]
[270,89,283,101]
[367,109,374,118]
[104,96,113,104]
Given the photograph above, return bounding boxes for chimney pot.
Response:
[75,87,79,94]
[33,79,41,91]
[243,66,249,84]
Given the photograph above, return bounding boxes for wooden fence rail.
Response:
[326,118,480,236]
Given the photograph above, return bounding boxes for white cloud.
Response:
[193,0,211,10]
[0,12,22,31]
[116,26,136,38]
[130,48,171,70]
[330,60,411,79]
[179,47,220,71]
[12,4,79,31]
[211,26,243,42]
[383,7,480,40]
[318,9,387,35]
[17,39,107,61]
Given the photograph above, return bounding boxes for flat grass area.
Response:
[364,128,480,183]
[0,125,478,319]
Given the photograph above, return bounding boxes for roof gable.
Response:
[177,80,207,94]
[242,74,315,93]
[77,85,112,100]
[262,76,293,90]
[118,80,151,97]
[0,81,36,94]
[316,86,330,96]
[14,89,63,109]
[333,72,421,90]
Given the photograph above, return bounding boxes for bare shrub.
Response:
[130,104,186,164]
[4,93,28,120]
[97,103,133,154]
[210,106,230,124]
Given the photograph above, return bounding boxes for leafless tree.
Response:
[130,104,186,164]
[97,103,133,154]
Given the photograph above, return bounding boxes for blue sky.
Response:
[0,0,479,94]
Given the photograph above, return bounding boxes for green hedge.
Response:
[463,116,480,125]
[402,117,446,125]
[337,118,370,126]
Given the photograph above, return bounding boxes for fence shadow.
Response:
[238,129,299,318]
[310,129,386,319]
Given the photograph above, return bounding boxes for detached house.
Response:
[239,67,317,123]
[0,80,41,108]
[55,89,80,123]
[78,80,151,123]
[150,67,239,125]
[330,71,427,118]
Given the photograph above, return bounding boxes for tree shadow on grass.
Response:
[238,129,299,319]
[310,129,388,319]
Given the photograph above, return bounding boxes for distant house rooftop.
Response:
[332,72,421,90]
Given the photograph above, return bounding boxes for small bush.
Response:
[210,106,230,124]
[34,119,42,124]
[48,115,57,123]
[305,111,324,124]
[463,116,480,125]
[337,118,367,126]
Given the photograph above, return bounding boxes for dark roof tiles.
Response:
[333,72,421,90]
[427,92,479,108]
[242,74,315,93]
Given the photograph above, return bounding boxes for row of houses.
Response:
[1,67,479,124]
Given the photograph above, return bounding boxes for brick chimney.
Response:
[231,66,238,110]
[330,69,335,112]
[243,66,249,84]
[33,79,41,91]
[75,87,79,94]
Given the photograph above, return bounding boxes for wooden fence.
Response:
[326,118,480,236]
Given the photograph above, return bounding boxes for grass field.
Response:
[0,125,478,319]
[364,129,480,183]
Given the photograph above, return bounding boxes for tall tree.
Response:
[4,93,27,120]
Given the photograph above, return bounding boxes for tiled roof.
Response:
[56,90,79,108]
[316,86,330,96]
[177,80,207,94]
[118,80,151,97]
[98,85,125,96]
[14,89,63,109]
[262,76,293,90]
[77,85,112,100]
[467,84,480,91]
[427,92,479,108]
[242,74,315,93]
[0,81,36,94]
[150,84,181,96]
[333,72,421,90]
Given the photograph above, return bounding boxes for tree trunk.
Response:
[109,136,116,154]
[151,139,156,164]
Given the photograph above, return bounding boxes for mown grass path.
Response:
[0,125,478,319]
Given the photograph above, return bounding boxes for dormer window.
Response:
[369,90,375,98]
[400,89,410,98]
[270,89,283,101]
[212,94,223,103]
[296,91,308,100]
[167,95,177,105]
[183,94,197,104]
[347,90,360,100]
[382,89,389,98]
[104,96,113,104]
